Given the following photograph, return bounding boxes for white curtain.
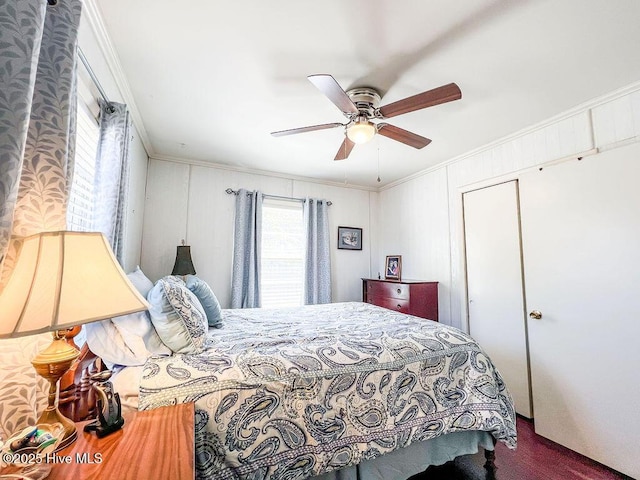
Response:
[303,198,331,304]
[231,189,263,308]
[0,0,82,440]
[92,99,131,264]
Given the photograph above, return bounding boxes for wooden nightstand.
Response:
[1,403,195,480]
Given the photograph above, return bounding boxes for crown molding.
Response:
[149,153,379,193]
[80,0,154,156]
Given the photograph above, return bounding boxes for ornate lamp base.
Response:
[31,333,81,451]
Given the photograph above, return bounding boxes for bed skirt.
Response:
[312,430,493,480]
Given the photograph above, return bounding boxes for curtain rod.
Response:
[225,188,332,206]
[77,47,115,113]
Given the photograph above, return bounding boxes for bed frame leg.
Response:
[483,438,498,480]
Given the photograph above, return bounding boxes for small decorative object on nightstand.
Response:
[362,278,438,321]
[83,371,124,438]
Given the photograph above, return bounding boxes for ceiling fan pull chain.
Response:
[377,139,381,183]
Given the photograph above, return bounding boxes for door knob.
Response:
[529,310,542,320]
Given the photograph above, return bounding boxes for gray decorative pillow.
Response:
[147,276,208,354]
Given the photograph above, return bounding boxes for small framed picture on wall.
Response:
[337,226,362,250]
[385,255,402,280]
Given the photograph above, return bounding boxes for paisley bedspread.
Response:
[139,302,516,480]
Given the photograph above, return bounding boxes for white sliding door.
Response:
[520,143,640,478]
[463,181,532,418]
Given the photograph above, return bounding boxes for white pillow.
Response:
[84,267,171,367]
[85,320,148,368]
[127,266,154,298]
[111,311,171,357]
[147,277,208,354]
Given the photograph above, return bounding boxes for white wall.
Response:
[121,124,149,272]
[378,168,452,324]
[141,160,374,308]
[377,81,640,331]
[78,10,149,273]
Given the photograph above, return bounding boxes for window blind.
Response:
[261,197,304,308]
[66,99,99,231]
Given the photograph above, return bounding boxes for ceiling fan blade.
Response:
[271,122,343,137]
[308,74,359,115]
[378,83,462,119]
[377,123,432,149]
[334,137,355,161]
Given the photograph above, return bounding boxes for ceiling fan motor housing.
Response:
[346,88,381,118]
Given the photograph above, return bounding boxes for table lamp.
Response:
[171,242,196,276]
[0,231,149,450]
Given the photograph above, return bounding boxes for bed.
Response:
[76,274,516,480]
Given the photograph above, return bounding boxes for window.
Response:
[260,198,304,307]
[66,94,99,231]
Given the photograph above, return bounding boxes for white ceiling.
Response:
[94,0,640,188]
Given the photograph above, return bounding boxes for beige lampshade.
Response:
[0,231,149,338]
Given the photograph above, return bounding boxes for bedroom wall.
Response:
[141,159,375,308]
[377,81,640,331]
[77,9,149,273]
[377,168,452,325]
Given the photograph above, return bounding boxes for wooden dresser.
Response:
[362,278,438,321]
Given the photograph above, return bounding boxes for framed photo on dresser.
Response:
[385,255,402,280]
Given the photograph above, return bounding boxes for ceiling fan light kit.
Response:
[271,74,461,161]
[346,117,376,144]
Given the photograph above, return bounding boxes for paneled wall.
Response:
[377,168,452,324]
[120,124,148,273]
[141,160,374,308]
[378,81,640,331]
[592,89,640,147]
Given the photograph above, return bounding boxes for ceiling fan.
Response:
[271,74,462,160]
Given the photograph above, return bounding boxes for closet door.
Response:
[520,143,640,478]
[463,181,532,418]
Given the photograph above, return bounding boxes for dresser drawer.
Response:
[367,281,410,300]
[368,296,410,314]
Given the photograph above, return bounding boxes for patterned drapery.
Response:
[92,99,131,264]
[0,0,82,283]
[231,189,263,308]
[303,197,331,304]
[0,0,82,440]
